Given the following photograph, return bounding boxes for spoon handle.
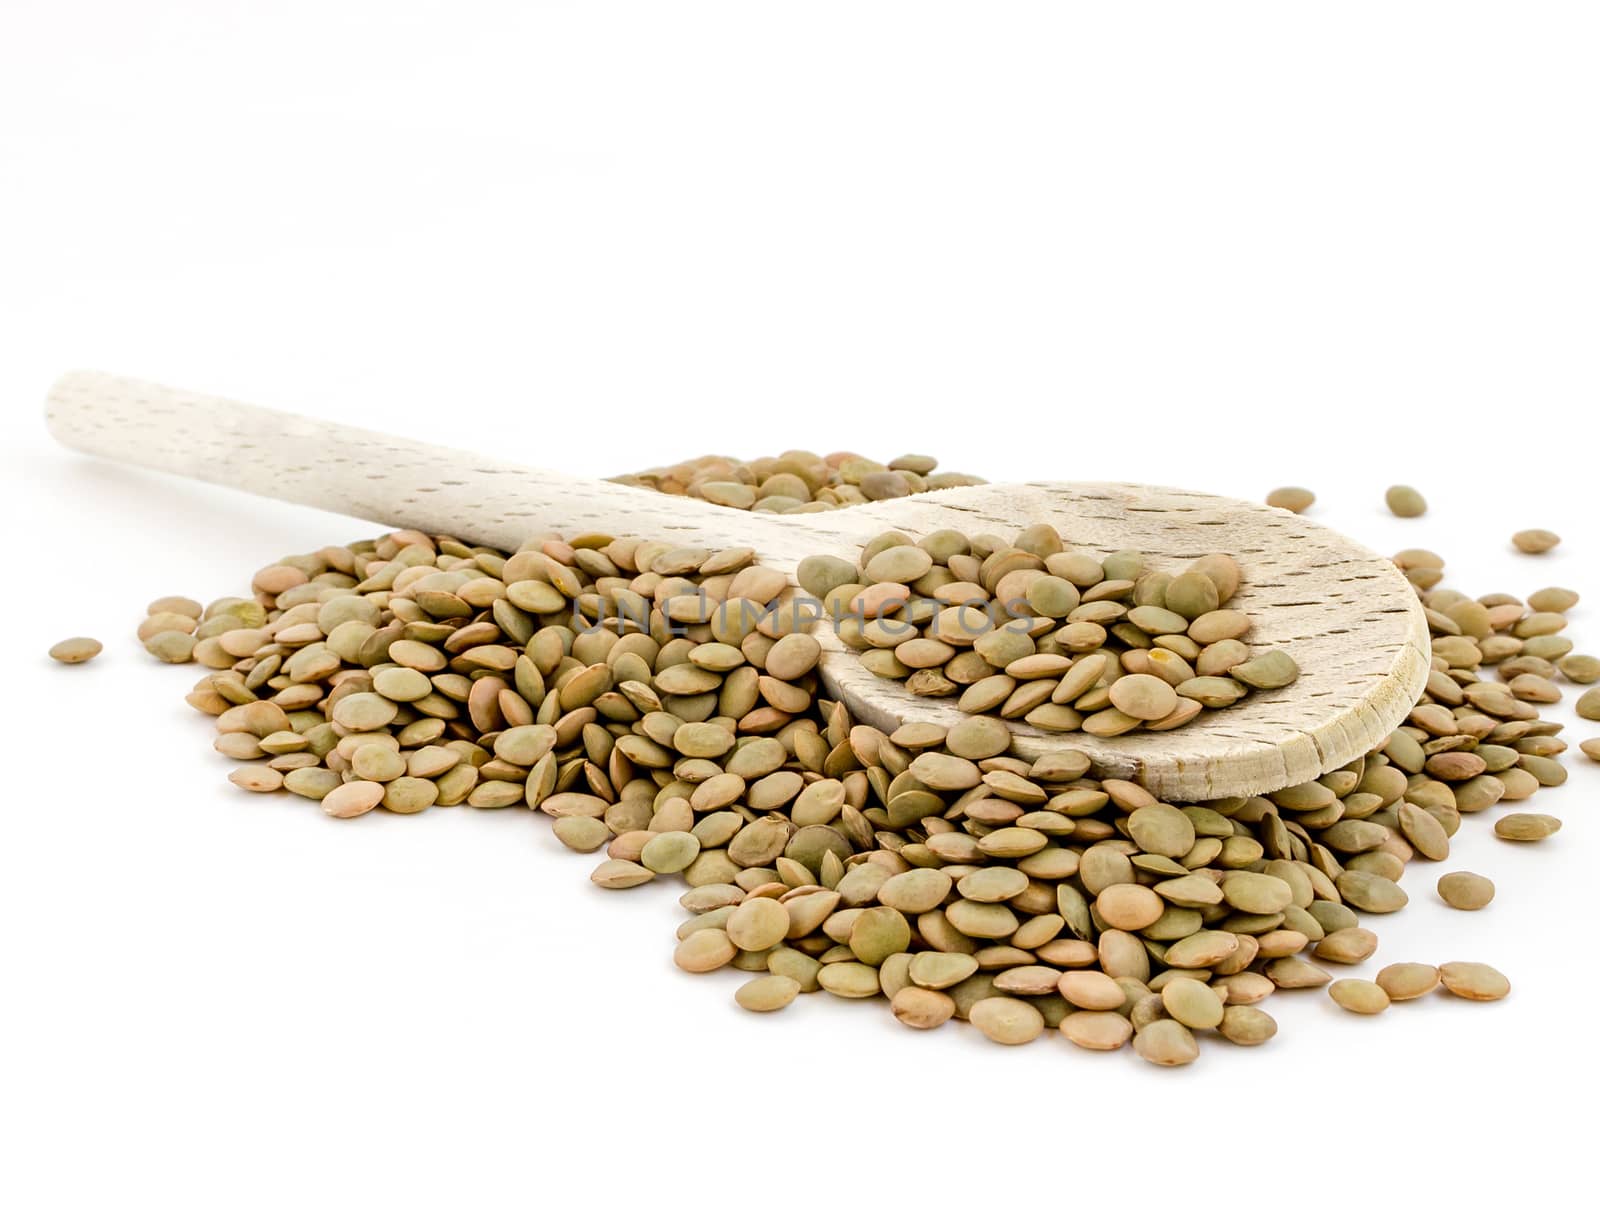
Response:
[45,371,769,554]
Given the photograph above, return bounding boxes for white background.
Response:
[3,3,1597,1219]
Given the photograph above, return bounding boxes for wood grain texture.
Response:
[46,371,1430,801]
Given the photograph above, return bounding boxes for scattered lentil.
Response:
[1438,961,1510,1001]
[1512,529,1560,555]
[1385,485,1427,518]
[1437,871,1495,910]
[735,975,801,1012]
[48,636,102,664]
[1266,487,1315,513]
[1493,813,1561,842]
[1375,962,1440,1001]
[1329,979,1390,1014]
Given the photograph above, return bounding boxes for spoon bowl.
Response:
[46,371,1430,800]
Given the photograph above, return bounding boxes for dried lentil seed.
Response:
[49,636,103,663]
[1376,962,1440,1001]
[1329,979,1390,1014]
[1266,487,1315,513]
[1438,961,1510,1001]
[735,974,800,1012]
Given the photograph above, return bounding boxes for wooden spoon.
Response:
[45,371,1430,801]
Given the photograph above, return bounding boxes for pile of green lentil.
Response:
[613,450,984,512]
[46,495,1596,1066]
[795,528,1299,736]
